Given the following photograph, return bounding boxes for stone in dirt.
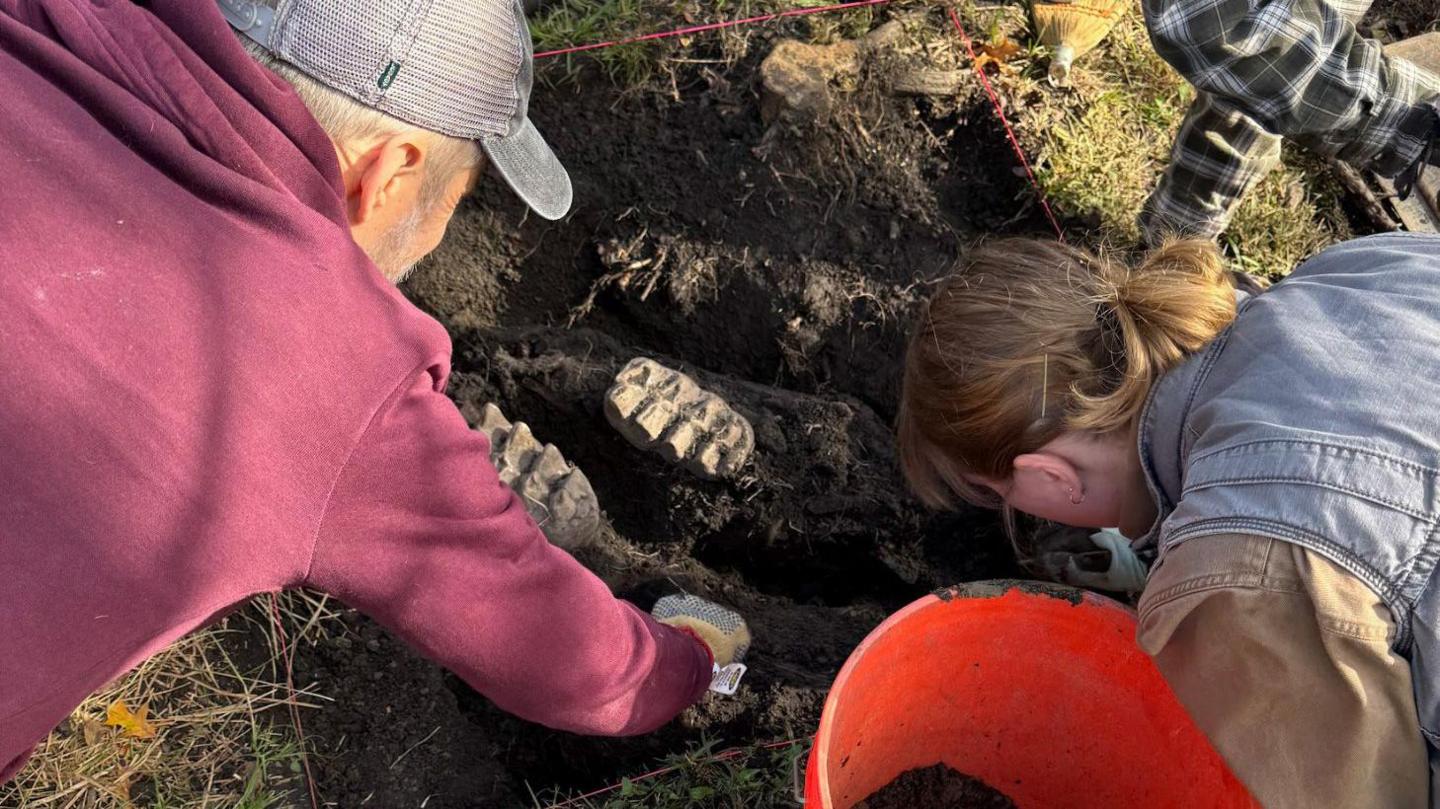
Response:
[856,764,1018,809]
[758,20,914,125]
[759,19,970,125]
[469,402,601,551]
[760,38,863,124]
[604,357,755,480]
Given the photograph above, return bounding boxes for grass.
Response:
[531,738,808,809]
[1031,4,1343,275]
[530,0,669,85]
[1,593,335,809]
[1222,150,1348,276]
[530,0,888,86]
[1034,12,1192,243]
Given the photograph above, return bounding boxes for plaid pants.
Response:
[1139,0,1440,244]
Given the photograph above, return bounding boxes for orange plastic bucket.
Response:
[804,580,1256,808]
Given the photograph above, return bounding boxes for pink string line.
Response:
[945,6,1066,240]
[542,738,805,808]
[534,0,893,58]
[270,593,321,809]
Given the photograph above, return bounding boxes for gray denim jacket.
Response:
[1137,233,1440,797]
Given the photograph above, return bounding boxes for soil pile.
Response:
[856,764,1018,809]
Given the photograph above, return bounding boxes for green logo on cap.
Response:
[377,61,401,91]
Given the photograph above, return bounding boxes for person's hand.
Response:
[1031,523,1149,593]
[652,594,751,667]
[1059,528,1149,593]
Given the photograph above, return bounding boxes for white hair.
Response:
[238,37,482,187]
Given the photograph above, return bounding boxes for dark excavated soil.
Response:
[270,4,1438,806]
[856,764,1018,809]
[271,11,1050,805]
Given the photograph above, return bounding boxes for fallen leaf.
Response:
[104,700,157,739]
[81,719,106,747]
[975,36,1024,73]
[983,36,1023,62]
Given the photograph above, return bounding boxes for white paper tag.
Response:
[709,662,747,695]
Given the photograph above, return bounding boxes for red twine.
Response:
[534,0,893,58]
[944,6,1066,240]
[535,1,1067,241]
[270,593,321,809]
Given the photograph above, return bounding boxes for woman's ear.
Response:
[1012,452,1083,502]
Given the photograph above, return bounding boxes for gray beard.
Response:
[368,203,426,284]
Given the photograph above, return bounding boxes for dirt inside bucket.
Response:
[259,15,1041,806]
[855,764,1018,809]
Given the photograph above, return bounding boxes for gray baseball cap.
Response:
[218,0,572,220]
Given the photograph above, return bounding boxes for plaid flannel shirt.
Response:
[1139,0,1440,243]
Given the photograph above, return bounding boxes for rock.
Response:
[1386,31,1440,80]
[759,20,925,124]
[890,68,969,97]
[759,38,862,125]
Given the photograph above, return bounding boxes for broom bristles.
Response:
[1033,0,1128,83]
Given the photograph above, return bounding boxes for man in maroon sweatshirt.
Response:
[0,0,748,782]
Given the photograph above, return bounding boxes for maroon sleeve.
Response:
[304,368,712,735]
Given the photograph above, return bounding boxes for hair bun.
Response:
[1070,239,1235,431]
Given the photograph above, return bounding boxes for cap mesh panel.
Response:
[271,0,523,140]
[278,2,408,105]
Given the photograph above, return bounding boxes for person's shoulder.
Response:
[338,277,455,390]
[1291,233,1440,276]
[1266,233,1440,304]
[239,233,456,402]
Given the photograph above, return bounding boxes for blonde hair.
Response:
[238,38,481,190]
[897,237,1237,510]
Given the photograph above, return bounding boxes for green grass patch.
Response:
[1035,11,1188,244]
[530,0,675,86]
[1035,8,1341,275]
[1225,159,1344,277]
[531,0,893,87]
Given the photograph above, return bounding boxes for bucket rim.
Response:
[809,579,1124,807]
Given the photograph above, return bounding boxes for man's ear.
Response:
[1012,452,1082,499]
[351,134,427,226]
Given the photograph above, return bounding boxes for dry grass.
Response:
[1,593,336,809]
[530,0,894,87]
[531,738,808,809]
